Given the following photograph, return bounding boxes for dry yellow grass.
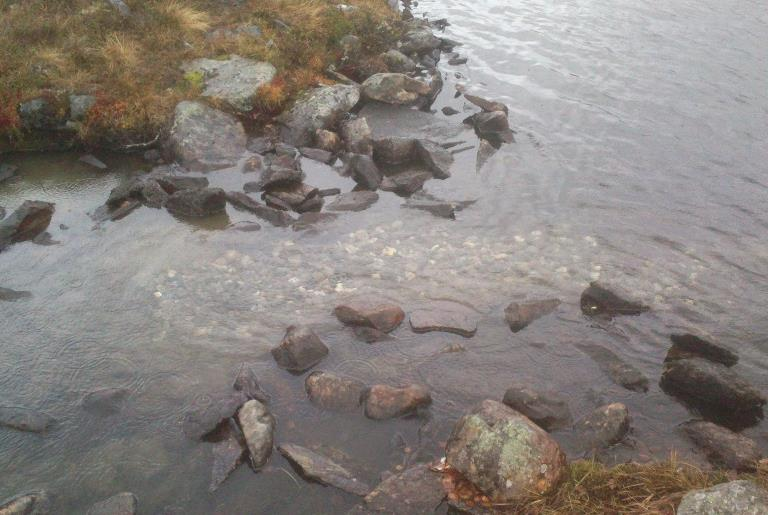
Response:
[0,0,401,148]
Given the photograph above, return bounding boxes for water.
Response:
[2,0,767,511]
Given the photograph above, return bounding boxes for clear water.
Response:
[1,0,767,511]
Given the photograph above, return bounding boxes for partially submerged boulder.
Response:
[271,325,329,373]
[410,301,479,337]
[0,490,51,515]
[363,384,431,420]
[504,299,560,332]
[677,480,768,515]
[333,297,405,333]
[340,117,373,155]
[181,56,276,112]
[580,281,650,317]
[502,384,572,431]
[165,187,227,217]
[0,201,55,249]
[380,170,432,196]
[278,443,371,496]
[238,399,275,470]
[413,139,453,179]
[362,73,432,105]
[305,371,366,412]
[278,84,361,147]
[86,492,137,515]
[82,388,129,416]
[682,420,762,472]
[344,154,382,190]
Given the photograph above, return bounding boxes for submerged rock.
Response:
[402,198,456,219]
[0,407,56,433]
[362,73,432,105]
[666,333,738,367]
[225,191,294,227]
[0,201,55,249]
[168,101,246,171]
[0,490,51,515]
[333,297,405,333]
[580,281,650,317]
[271,325,329,373]
[0,287,32,302]
[305,371,366,412]
[182,392,249,440]
[409,301,479,337]
[232,363,269,403]
[578,344,649,392]
[242,161,305,193]
[278,443,371,496]
[264,183,322,213]
[445,400,567,502]
[340,117,373,155]
[502,384,572,431]
[352,326,393,343]
[380,170,432,196]
[682,420,761,472]
[326,191,379,212]
[165,187,227,217]
[351,463,445,514]
[476,138,497,171]
[181,56,276,112]
[0,163,19,183]
[465,111,515,144]
[677,480,768,515]
[363,384,431,420]
[278,84,361,147]
[238,399,275,470]
[153,175,209,194]
[210,419,247,492]
[82,388,129,416]
[79,154,108,170]
[573,402,630,454]
[504,299,560,332]
[86,492,137,515]
[344,153,382,190]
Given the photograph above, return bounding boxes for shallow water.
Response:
[2,0,768,512]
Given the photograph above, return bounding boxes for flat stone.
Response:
[182,56,276,112]
[82,388,129,416]
[448,56,467,65]
[278,84,361,147]
[504,299,560,332]
[263,183,321,213]
[165,188,227,217]
[464,94,508,115]
[79,154,107,170]
[238,399,275,470]
[86,492,137,515]
[0,201,55,249]
[353,326,393,343]
[279,443,371,496]
[210,419,247,491]
[243,165,304,193]
[153,175,209,194]
[305,371,366,412]
[271,325,329,373]
[362,73,432,105]
[578,344,649,392]
[441,106,460,116]
[667,333,738,367]
[291,212,339,231]
[678,480,768,515]
[0,287,32,302]
[682,420,762,471]
[403,199,456,219]
[327,191,379,212]
[225,191,294,227]
[350,464,445,515]
[363,384,431,420]
[410,301,479,337]
[0,407,56,433]
[299,147,335,164]
[0,490,51,515]
[580,281,650,317]
[380,170,432,196]
[573,402,630,454]
[502,384,572,431]
[334,297,405,332]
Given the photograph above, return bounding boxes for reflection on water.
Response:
[2,0,768,511]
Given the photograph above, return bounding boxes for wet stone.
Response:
[262,183,321,213]
[238,399,275,470]
[578,344,649,392]
[0,201,55,249]
[305,371,366,412]
[448,56,467,65]
[573,402,630,454]
[225,191,294,227]
[271,325,329,373]
[334,297,405,332]
[318,188,341,197]
[86,492,137,515]
[380,170,432,196]
[278,84,361,147]
[372,137,416,165]
[139,179,168,208]
[0,490,51,515]
[153,175,209,194]
[0,287,32,302]
[666,333,738,367]
[414,139,453,179]
[0,407,56,433]
[299,147,335,164]
[580,281,650,317]
[403,199,456,219]
[210,419,247,491]
[247,137,275,155]
[502,384,572,431]
[363,384,431,420]
[441,106,460,116]
[182,391,248,440]
[243,164,305,193]
[165,187,227,217]
[344,154,382,190]
[682,420,761,472]
[242,154,266,173]
[362,73,432,105]
[279,443,371,496]
[340,117,373,155]
[677,480,768,515]
[350,463,445,515]
[292,212,339,231]
[79,154,107,170]
[82,388,129,416]
[232,363,269,403]
[327,191,379,212]
[353,326,393,343]
[409,300,479,337]
[504,298,560,332]
[464,94,509,115]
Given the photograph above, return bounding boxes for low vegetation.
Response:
[0,0,401,148]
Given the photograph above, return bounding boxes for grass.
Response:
[0,0,402,149]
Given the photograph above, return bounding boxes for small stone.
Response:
[0,287,32,302]
[305,371,366,412]
[279,444,371,496]
[243,163,305,193]
[153,175,209,194]
[0,407,56,433]
[353,326,393,343]
[403,199,456,219]
[326,191,379,212]
[86,492,137,515]
[682,420,762,471]
[580,281,650,317]
[344,154,382,190]
[334,297,405,332]
[573,402,630,454]
[413,139,452,179]
[106,0,131,17]
[410,301,478,337]
[502,384,572,431]
[504,299,560,332]
[666,333,738,367]
[0,163,19,183]
[237,399,275,470]
[441,106,459,116]
[225,191,294,227]
[299,147,335,164]
[364,384,431,420]
[318,188,341,197]
[448,56,467,65]
[247,137,275,155]
[232,363,269,403]
[380,171,432,196]
[271,325,329,373]
[677,480,768,515]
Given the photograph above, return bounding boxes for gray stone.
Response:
[106,0,131,16]
[448,56,467,65]
[279,444,370,496]
[441,106,459,116]
[344,154,381,190]
[315,129,342,153]
[351,464,445,515]
[372,137,416,165]
[327,191,379,212]
[243,163,305,192]
[224,191,294,227]
[0,287,31,302]
[476,138,497,170]
[18,98,66,130]
[414,139,452,179]
[69,95,96,121]
[182,56,276,112]
[504,299,560,332]
[305,371,366,412]
[362,73,432,105]
[168,101,246,171]
[299,147,335,164]
[381,49,417,73]
[667,333,738,367]
[400,28,442,54]
[0,201,55,249]
[334,297,405,332]
[232,363,269,403]
[271,325,329,373]
[410,301,478,337]
[210,419,247,492]
[0,407,56,433]
[364,384,431,420]
[278,84,361,146]
[353,326,393,343]
[79,154,107,170]
[165,188,227,217]
[0,490,51,515]
[578,344,649,392]
[237,399,275,470]
[247,137,275,155]
[682,420,761,472]
[86,492,137,515]
[380,170,432,196]
[502,384,572,431]
[340,34,362,62]
[82,388,129,416]
[138,180,169,208]
[340,118,373,155]
[0,164,19,183]
[677,480,768,515]
[573,402,631,453]
[154,175,209,194]
[580,281,650,317]
[464,94,508,115]
[264,183,322,213]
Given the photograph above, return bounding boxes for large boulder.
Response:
[502,384,572,431]
[682,420,761,472]
[363,384,431,420]
[0,201,55,249]
[278,444,371,496]
[504,299,560,332]
[362,73,432,105]
[0,490,51,515]
[400,28,442,54]
[18,97,67,130]
[238,399,275,470]
[381,49,417,73]
[326,191,379,212]
[305,371,366,412]
[168,101,246,171]
[277,84,360,147]
[0,406,56,433]
[333,297,405,333]
[181,56,276,112]
[0,287,31,302]
[86,492,137,515]
[271,325,329,373]
[677,480,768,515]
[165,187,227,217]
[445,400,567,502]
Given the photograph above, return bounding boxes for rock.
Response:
[210,419,247,492]
[165,187,226,217]
[580,281,650,317]
[82,388,129,416]
[232,363,269,403]
[372,137,416,165]
[476,138,497,170]
[237,399,275,470]
[305,371,366,412]
[69,94,96,121]
[353,326,393,343]
[363,384,431,420]
[279,444,371,496]
[0,491,51,515]
[410,301,478,337]
[682,420,761,472]
[414,139,452,179]
[400,28,442,54]
[677,480,768,515]
[168,101,246,171]
[154,175,209,194]
[315,129,342,153]
[79,154,107,170]
[667,333,738,367]
[465,111,515,144]
[225,191,294,227]
[441,106,459,116]
[142,149,161,162]
[247,137,275,155]
[263,183,322,213]
[182,391,250,440]
[448,56,467,65]
[0,207,4,220]
[334,297,405,332]
[106,0,131,17]
[278,84,361,147]
[340,34,362,62]
[660,358,765,429]
[0,288,32,302]
[381,170,432,196]
[578,344,649,392]
[464,94,508,115]
[207,25,262,40]
[502,384,572,431]
[344,154,382,190]
[86,492,137,515]
[271,325,329,373]
[504,299,560,332]
[445,400,567,502]
[181,56,276,112]
[90,200,142,223]
[229,222,261,232]
[351,464,446,514]
[340,118,373,155]
[299,147,335,164]
[243,164,305,192]
[318,188,341,197]
[291,212,339,231]
[0,163,18,183]
[327,191,379,212]
[403,198,455,219]
[381,49,417,73]
[573,402,630,453]
[0,201,55,249]
[18,98,66,130]
[242,154,267,173]
[139,180,169,208]
[362,73,432,105]
[106,179,144,208]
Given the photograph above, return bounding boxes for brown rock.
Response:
[682,420,762,471]
[271,325,329,373]
[364,384,431,420]
[334,297,405,333]
[504,299,560,332]
[305,371,366,412]
[409,301,478,337]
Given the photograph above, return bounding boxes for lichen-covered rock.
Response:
[573,402,630,454]
[278,84,360,147]
[677,480,768,515]
[182,56,276,112]
[305,371,366,412]
[381,49,417,73]
[363,384,431,420]
[18,98,67,130]
[445,400,567,502]
[271,325,329,373]
[278,443,371,496]
[165,187,227,217]
[362,73,432,105]
[682,420,762,472]
[168,101,246,171]
[504,299,560,332]
[0,201,55,250]
[238,399,275,470]
[86,492,137,515]
[69,94,96,121]
[502,384,572,431]
[334,297,405,332]
[0,490,51,515]
[340,117,373,155]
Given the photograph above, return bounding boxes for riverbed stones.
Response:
[410,301,479,337]
[660,357,765,428]
[182,56,276,113]
[362,73,432,105]
[210,419,247,492]
[363,384,431,420]
[381,49,417,73]
[165,187,226,217]
[168,101,247,171]
[344,153,382,190]
[445,400,567,502]
[0,287,31,302]
[271,325,329,373]
[579,344,649,392]
[414,139,453,179]
[278,84,361,147]
[573,402,630,453]
[334,297,405,333]
[182,392,248,440]
[237,399,275,470]
[232,363,269,403]
[225,191,294,227]
[682,420,761,472]
[0,201,55,249]
[86,492,137,515]
[340,118,373,155]
[580,281,650,317]
[278,443,371,496]
[502,384,572,431]
[677,480,768,515]
[666,333,738,367]
[82,388,129,416]
[305,371,366,411]
[504,299,560,332]
[0,490,51,515]
[326,191,379,212]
